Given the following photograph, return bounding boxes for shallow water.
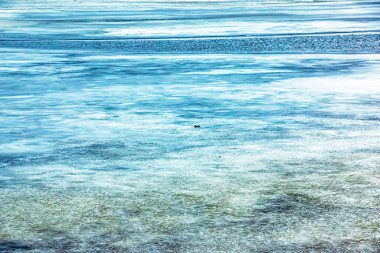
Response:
[1,1,380,252]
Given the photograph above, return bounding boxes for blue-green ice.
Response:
[1,0,380,252]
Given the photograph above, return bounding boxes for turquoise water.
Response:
[1,1,380,252]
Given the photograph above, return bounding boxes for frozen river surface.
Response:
[1,1,380,252]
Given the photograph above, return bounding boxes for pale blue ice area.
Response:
[1,0,380,252]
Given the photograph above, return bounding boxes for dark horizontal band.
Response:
[1,33,379,54]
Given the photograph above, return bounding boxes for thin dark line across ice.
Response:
[1,33,379,54]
